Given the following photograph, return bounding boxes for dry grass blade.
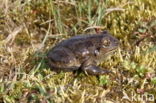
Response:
[105,8,125,15]
[0,0,9,15]
[53,1,76,6]
[83,26,105,32]
[4,26,23,45]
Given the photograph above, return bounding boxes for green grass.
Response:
[0,0,156,102]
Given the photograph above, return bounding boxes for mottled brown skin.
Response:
[47,31,119,75]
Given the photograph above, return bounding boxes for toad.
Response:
[47,31,119,75]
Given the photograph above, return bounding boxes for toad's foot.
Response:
[82,65,111,75]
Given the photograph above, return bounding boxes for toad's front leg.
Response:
[81,59,111,75]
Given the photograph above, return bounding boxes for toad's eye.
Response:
[102,39,110,47]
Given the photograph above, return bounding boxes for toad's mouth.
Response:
[104,47,118,54]
[107,46,118,51]
[110,47,117,52]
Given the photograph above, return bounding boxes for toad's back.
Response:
[55,34,103,50]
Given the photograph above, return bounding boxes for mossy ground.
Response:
[0,0,156,103]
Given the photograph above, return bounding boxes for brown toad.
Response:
[47,31,119,75]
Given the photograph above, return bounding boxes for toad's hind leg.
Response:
[81,65,111,75]
[47,48,81,72]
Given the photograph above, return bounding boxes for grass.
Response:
[0,0,156,102]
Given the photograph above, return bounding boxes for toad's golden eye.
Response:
[102,39,110,47]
